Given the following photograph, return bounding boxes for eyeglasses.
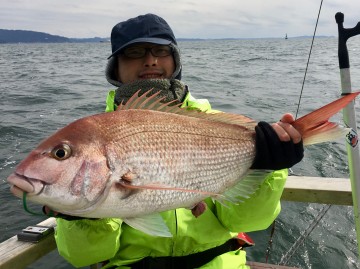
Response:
[122,45,173,59]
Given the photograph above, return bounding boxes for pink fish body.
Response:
[7,91,360,236]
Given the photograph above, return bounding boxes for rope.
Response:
[295,0,324,119]
[279,204,331,265]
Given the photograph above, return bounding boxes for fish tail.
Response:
[292,91,360,145]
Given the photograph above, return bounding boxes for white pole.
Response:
[336,12,360,257]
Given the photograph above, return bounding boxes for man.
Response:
[54,14,303,269]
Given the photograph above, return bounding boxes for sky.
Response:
[1,0,360,39]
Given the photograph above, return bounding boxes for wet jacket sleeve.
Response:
[55,218,122,267]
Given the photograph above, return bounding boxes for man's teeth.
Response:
[142,74,161,79]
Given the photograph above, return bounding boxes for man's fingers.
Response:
[271,121,302,144]
[271,123,291,142]
[280,113,295,123]
[277,122,302,144]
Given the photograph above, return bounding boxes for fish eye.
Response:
[51,144,72,160]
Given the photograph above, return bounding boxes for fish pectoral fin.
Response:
[217,169,272,205]
[119,181,221,196]
[123,214,172,237]
[121,171,136,182]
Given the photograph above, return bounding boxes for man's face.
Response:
[116,43,176,83]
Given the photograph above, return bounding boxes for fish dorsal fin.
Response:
[117,89,257,129]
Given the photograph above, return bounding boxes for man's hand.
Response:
[271,113,301,143]
[43,206,59,216]
[251,114,304,170]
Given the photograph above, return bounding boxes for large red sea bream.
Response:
[7,90,360,236]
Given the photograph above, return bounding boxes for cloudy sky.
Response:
[1,0,360,39]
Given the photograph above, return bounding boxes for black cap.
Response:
[108,14,177,59]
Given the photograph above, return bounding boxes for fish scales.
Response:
[86,109,256,217]
[8,90,359,236]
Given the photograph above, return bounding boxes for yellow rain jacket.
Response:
[55,90,288,268]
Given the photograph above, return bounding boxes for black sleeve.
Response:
[250,121,304,170]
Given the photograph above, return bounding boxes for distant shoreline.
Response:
[0,29,335,44]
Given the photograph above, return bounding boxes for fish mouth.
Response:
[7,173,45,196]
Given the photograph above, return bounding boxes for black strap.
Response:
[128,240,238,269]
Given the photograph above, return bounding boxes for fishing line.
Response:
[22,192,50,216]
[266,0,327,264]
[278,0,335,266]
[295,0,324,119]
[279,204,331,265]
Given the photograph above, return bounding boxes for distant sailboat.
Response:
[285,33,288,39]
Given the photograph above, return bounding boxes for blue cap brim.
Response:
[108,37,172,59]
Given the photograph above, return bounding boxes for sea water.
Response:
[1,37,360,268]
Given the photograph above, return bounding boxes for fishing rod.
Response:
[277,11,360,266]
[335,12,360,257]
